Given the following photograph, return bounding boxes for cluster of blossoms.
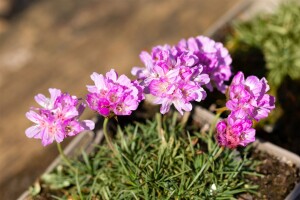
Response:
[132,36,232,115]
[86,69,144,117]
[25,88,95,146]
[26,70,144,146]
[176,36,232,93]
[25,35,275,150]
[216,72,276,148]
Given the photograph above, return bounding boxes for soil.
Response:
[240,149,300,200]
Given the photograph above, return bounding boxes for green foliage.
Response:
[35,114,259,199]
[229,1,300,88]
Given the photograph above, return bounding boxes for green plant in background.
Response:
[228,1,300,89]
[32,113,259,199]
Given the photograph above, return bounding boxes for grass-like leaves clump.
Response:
[33,113,259,199]
[228,1,300,89]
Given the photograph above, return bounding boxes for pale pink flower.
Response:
[132,45,209,115]
[26,88,95,146]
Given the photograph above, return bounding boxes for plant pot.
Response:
[17,128,104,200]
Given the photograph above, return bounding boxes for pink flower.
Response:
[216,72,275,148]
[226,72,275,121]
[34,88,61,109]
[132,45,177,85]
[216,114,256,148]
[176,36,232,93]
[86,69,144,117]
[25,88,95,146]
[132,45,209,115]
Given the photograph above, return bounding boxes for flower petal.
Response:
[48,88,61,108]
[41,129,53,146]
[106,69,118,82]
[91,72,106,91]
[140,51,153,71]
[26,111,43,124]
[34,94,49,108]
[25,125,42,138]
[117,74,131,86]
[81,120,95,130]
[231,71,244,85]
[160,100,171,114]
[245,76,261,97]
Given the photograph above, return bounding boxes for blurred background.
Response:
[0,0,241,198]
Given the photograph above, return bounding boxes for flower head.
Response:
[176,36,232,93]
[86,69,144,117]
[132,44,209,115]
[25,88,95,146]
[216,113,256,148]
[226,72,276,121]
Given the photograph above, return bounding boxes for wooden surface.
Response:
[0,0,240,198]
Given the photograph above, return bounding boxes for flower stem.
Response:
[213,146,224,160]
[103,117,117,155]
[208,112,222,152]
[215,106,228,115]
[156,113,167,146]
[56,142,77,172]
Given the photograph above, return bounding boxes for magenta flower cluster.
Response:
[216,72,275,148]
[226,72,275,121]
[176,36,232,93]
[132,36,231,115]
[25,35,275,149]
[25,88,95,146]
[86,69,144,117]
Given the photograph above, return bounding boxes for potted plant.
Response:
[19,1,300,199]
[19,31,300,199]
